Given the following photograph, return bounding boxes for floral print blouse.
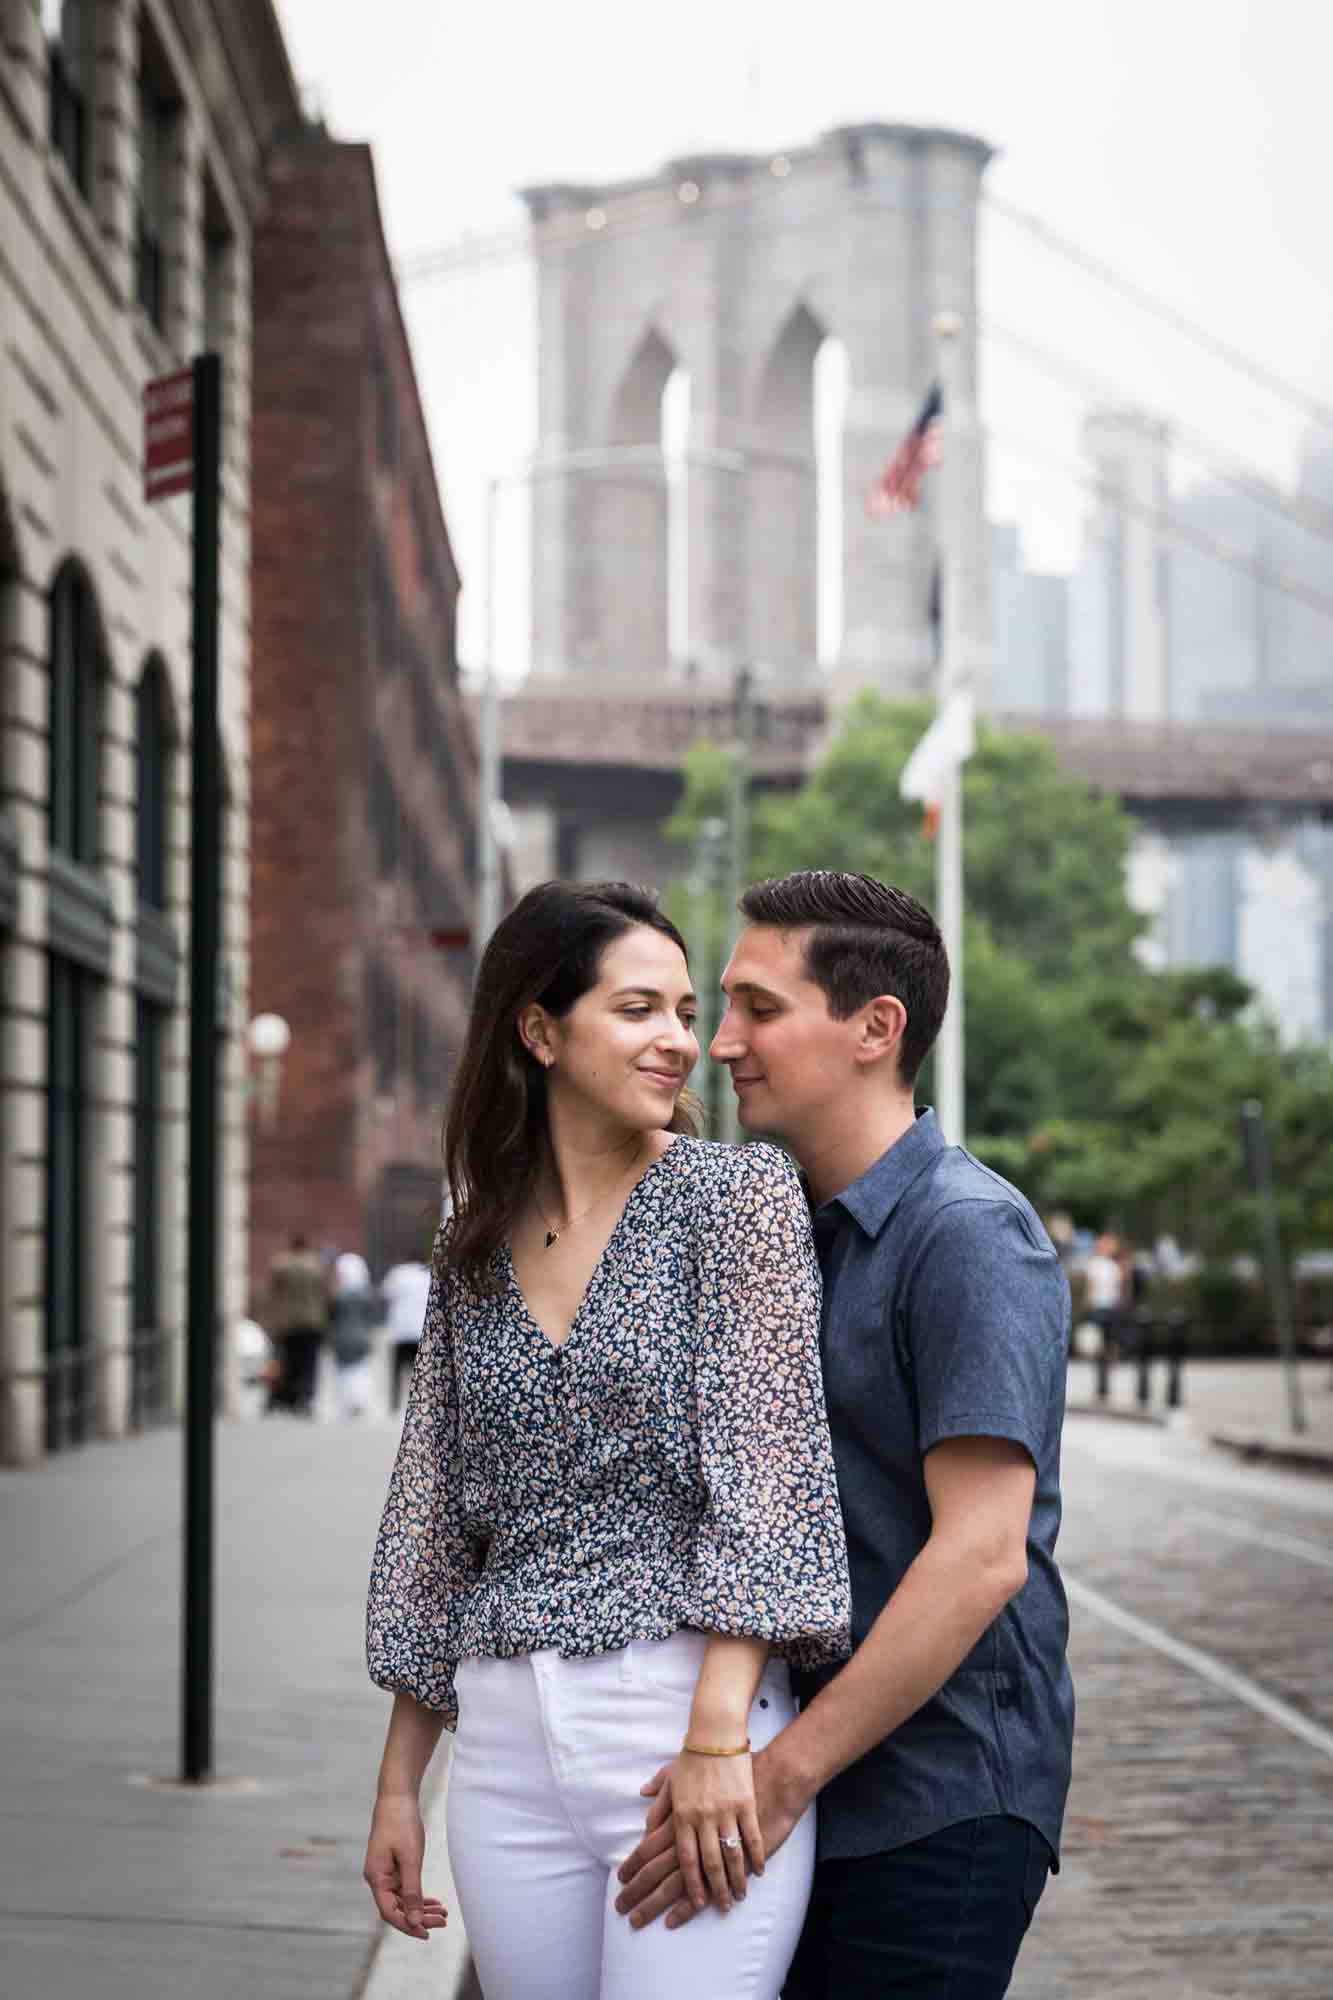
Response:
[366,1137,852,1727]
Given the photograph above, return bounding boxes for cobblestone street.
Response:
[1018,1401,1333,1999]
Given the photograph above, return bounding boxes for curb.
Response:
[1064,1399,1167,1427]
[1208,1427,1333,1476]
[359,1746,473,2000]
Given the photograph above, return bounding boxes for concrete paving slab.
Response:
[0,1413,413,1999]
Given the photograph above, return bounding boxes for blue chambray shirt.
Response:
[794,1109,1075,1866]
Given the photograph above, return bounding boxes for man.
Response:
[265,1232,328,1416]
[617,870,1073,1997]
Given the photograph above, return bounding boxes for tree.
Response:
[668,692,1149,1137]
[664,694,1333,1268]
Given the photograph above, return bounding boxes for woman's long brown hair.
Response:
[441,881,701,1289]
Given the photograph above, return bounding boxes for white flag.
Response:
[899,689,975,804]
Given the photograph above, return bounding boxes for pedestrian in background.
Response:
[266,1233,328,1416]
[1084,1231,1126,1359]
[379,1253,432,1412]
[330,1253,380,1420]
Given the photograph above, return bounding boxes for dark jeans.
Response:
[271,1327,323,1414]
[783,1815,1051,2000]
[391,1340,419,1411]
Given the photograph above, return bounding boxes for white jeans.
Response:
[446,1630,814,2000]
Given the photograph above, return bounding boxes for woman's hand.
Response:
[363,1794,448,1940]
[667,1745,765,1915]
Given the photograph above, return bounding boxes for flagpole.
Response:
[934,312,965,1146]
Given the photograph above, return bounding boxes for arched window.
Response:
[594,328,679,675]
[136,656,171,911]
[49,560,103,864]
[750,305,836,679]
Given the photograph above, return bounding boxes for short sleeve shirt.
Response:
[795,1110,1075,1866]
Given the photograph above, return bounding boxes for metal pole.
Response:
[719,667,753,1144]
[933,314,965,1146]
[1239,1099,1306,1434]
[686,820,715,1128]
[182,351,221,1785]
[477,477,501,959]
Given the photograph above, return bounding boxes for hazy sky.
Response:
[273,0,1333,671]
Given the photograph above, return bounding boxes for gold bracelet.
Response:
[680,1738,752,1758]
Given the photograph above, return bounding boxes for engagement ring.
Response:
[720,1834,742,1850]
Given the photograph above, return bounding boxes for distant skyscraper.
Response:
[990,524,1068,713]
[1045,412,1333,1044]
[1067,412,1170,723]
[1068,409,1333,731]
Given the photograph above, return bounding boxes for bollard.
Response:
[1134,1308,1154,1408]
[1165,1309,1187,1410]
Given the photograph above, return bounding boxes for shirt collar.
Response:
[818,1108,946,1240]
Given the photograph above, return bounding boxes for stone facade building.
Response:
[249,134,477,1300]
[0,0,300,1463]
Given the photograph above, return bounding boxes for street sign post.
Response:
[145,355,222,1783]
[143,366,195,503]
[1239,1098,1306,1436]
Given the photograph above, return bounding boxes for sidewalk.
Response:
[0,1404,466,2000]
[1065,1352,1333,1467]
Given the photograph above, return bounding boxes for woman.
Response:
[363,881,850,1998]
[328,1252,378,1420]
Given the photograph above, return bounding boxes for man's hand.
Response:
[615,1743,811,1931]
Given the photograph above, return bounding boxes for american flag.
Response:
[866,383,943,517]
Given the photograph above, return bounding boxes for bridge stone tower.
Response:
[522,123,993,699]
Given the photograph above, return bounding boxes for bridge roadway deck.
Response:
[489,681,1333,806]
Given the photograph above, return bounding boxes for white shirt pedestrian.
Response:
[381,1260,432,1345]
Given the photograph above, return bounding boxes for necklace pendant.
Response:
[544,1229,559,1250]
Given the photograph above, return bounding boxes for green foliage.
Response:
[664,693,1333,1269]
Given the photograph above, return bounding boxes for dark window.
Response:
[49,561,101,864]
[367,737,400,878]
[365,957,398,1098]
[135,19,181,333]
[136,659,169,910]
[373,536,400,676]
[135,82,168,327]
[46,956,92,1450]
[203,178,233,359]
[46,0,94,196]
[131,998,168,1425]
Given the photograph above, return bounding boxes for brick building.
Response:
[250,134,478,1297]
[0,0,300,1463]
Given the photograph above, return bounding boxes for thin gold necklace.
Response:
[534,1138,647,1250]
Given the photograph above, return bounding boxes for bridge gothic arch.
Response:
[524,124,993,698]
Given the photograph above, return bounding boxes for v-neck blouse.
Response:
[366,1137,852,1727]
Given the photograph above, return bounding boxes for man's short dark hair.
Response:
[739,870,949,1086]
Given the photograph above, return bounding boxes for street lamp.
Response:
[246,1011,291,1133]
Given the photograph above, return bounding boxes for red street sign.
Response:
[144,366,194,502]
[430,927,472,953]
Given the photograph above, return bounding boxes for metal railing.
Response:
[0,1329,177,1464]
